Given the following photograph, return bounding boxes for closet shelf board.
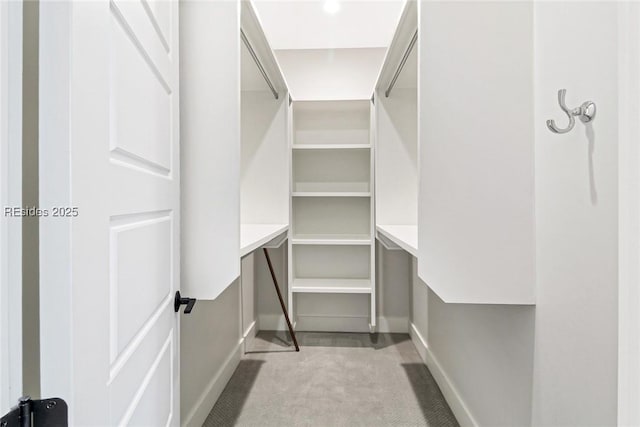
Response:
[292,144,371,150]
[376,224,418,257]
[240,223,289,257]
[292,192,371,198]
[291,278,373,294]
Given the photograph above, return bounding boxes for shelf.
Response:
[292,144,371,150]
[240,223,288,257]
[292,234,372,245]
[295,129,370,146]
[293,182,370,193]
[291,278,372,294]
[289,99,375,327]
[292,191,371,198]
[376,224,418,258]
[293,197,371,237]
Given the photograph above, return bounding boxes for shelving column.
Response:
[288,100,376,331]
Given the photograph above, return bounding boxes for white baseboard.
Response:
[259,313,408,333]
[242,320,257,353]
[181,339,242,427]
[409,323,478,427]
[409,322,429,363]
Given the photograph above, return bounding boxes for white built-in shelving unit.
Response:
[288,100,377,330]
[239,2,289,258]
[374,0,418,260]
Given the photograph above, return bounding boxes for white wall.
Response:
[275,47,386,101]
[418,0,535,305]
[532,3,620,425]
[618,3,640,425]
[180,0,241,301]
[240,91,288,225]
[410,2,622,426]
[375,87,418,226]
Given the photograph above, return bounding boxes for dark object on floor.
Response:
[263,248,299,351]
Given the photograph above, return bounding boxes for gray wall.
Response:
[180,279,242,426]
[426,288,535,426]
[241,253,256,343]
[406,250,536,427]
[256,245,288,330]
[376,242,410,331]
[181,252,263,426]
[258,243,410,332]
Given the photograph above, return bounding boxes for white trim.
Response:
[409,323,477,427]
[181,339,242,427]
[618,2,640,425]
[242,320,257,354]
[259,313,407,333]
[408,322,428,365]
[0,0,22,414]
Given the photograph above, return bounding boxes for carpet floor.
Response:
[203,331,459,427]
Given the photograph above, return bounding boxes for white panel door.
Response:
[0,0,22,415]
[39,1,180,425]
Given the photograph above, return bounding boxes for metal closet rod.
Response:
[385,29,418,98]
[240,29,279,100]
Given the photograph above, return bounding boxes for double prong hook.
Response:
[546,89,596,134]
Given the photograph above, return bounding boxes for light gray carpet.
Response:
[204,332,459,427]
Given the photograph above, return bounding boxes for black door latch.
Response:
[174,291,196,314]
[1,396,68,427]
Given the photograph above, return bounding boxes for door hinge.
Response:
[1,396,68,427]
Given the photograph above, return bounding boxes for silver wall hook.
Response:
[546,89,596,134]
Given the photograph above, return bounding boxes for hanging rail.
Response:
[241,29,279,100]
[385,29,418,98]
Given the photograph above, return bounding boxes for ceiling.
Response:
[252,0,405,50]
[275,47,387,100]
